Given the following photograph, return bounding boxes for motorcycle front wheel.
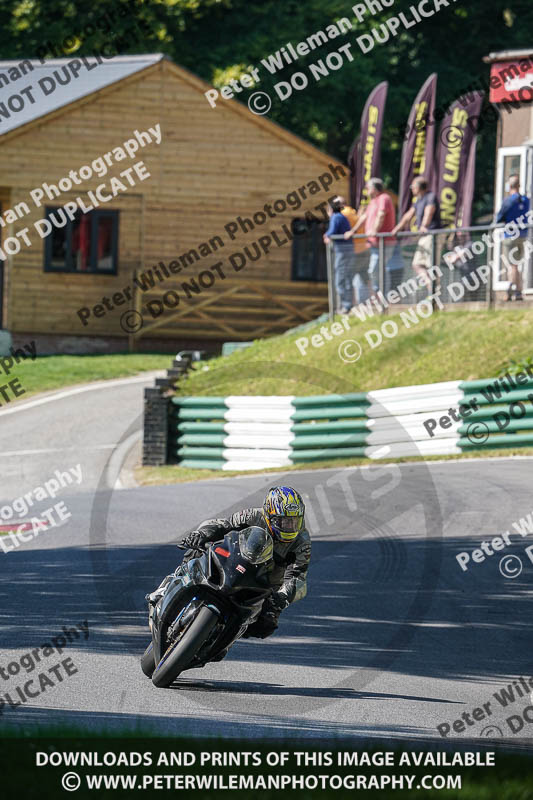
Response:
[152,606,219,688]
[140,642,156,677]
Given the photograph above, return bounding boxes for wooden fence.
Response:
[130,275,328,345]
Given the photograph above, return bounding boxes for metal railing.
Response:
[327,223,533,321]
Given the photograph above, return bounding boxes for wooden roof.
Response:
[0,54,342,168]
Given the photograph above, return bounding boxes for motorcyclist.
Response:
[147,486,311,640]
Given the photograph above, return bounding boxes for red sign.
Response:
[490,59,533,104]
[215,547,230,557]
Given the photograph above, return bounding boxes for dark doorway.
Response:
[291,217,328,282]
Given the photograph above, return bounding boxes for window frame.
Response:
[43,207,119,275]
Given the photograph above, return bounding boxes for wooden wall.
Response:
[0,60,348,340]
[0,186,10,327]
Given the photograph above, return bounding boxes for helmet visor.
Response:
[272,515,303,534]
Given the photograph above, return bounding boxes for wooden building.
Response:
[0,54,349,352]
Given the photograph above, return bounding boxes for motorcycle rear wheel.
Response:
[152,606,218,688]
[140,642,155,677]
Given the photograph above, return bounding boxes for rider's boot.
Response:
[145,576,173,628]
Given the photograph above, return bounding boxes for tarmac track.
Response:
[0,375,532,745]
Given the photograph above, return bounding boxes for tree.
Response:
[3,0,533,216]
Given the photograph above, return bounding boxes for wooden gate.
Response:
[131,275,328,345]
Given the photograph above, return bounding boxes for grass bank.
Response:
[2,353,170,399]
[174,309,533,398]
[131,309,533,484]
[136,447,533,486]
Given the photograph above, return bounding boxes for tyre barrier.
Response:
[169,372,533,469]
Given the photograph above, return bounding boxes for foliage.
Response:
[498,355,533,376]
[3,0,533,216]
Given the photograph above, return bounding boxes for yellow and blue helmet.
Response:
[263,486,305,542]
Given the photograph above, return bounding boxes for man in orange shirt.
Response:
[338,196,368,304]
[337,197,367,255]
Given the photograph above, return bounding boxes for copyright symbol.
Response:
[248,92,272,115]
[499,555,523,579]
[440,125,464,149]
[338,339,362,364]
[479,724,503,738]
[120,310,144,334]
[466,422,489,445]
[62,772,81,791]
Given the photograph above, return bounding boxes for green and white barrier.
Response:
[170,395,369,470]
[169,372,533,469]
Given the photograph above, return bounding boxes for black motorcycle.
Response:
[141,526,274,688]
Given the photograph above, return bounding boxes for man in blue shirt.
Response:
[496,175,530,301]
[324,197,355,313]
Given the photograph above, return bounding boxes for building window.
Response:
[291,217,328,281]
[44,208,119,274]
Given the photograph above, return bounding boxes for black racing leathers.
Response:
[189,507,311,606]
[146,508,311,647]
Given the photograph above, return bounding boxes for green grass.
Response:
[2,353,172,399]
[174,309,533,398]
[132,309,533,485]
[7,310,533,402]
[136,446,533,486]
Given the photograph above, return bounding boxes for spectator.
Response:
[392,176,441,291]
[324,196,355,313]
[344,178,396,297]
[496,174,530,301]
[443,232,484,301]
[336,195,369,304]
[385,243,405,294]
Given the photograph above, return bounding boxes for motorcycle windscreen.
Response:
[239,527,273,565]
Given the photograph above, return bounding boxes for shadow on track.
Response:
[1,535,532,686]
[168,679,460,705]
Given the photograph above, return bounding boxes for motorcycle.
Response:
[141,525,274,688]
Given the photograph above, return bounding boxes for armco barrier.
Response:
[169,394,369,470]
[168,371,533,469]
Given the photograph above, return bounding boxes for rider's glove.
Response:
[180,530,208,550]
[269,591,290,614]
